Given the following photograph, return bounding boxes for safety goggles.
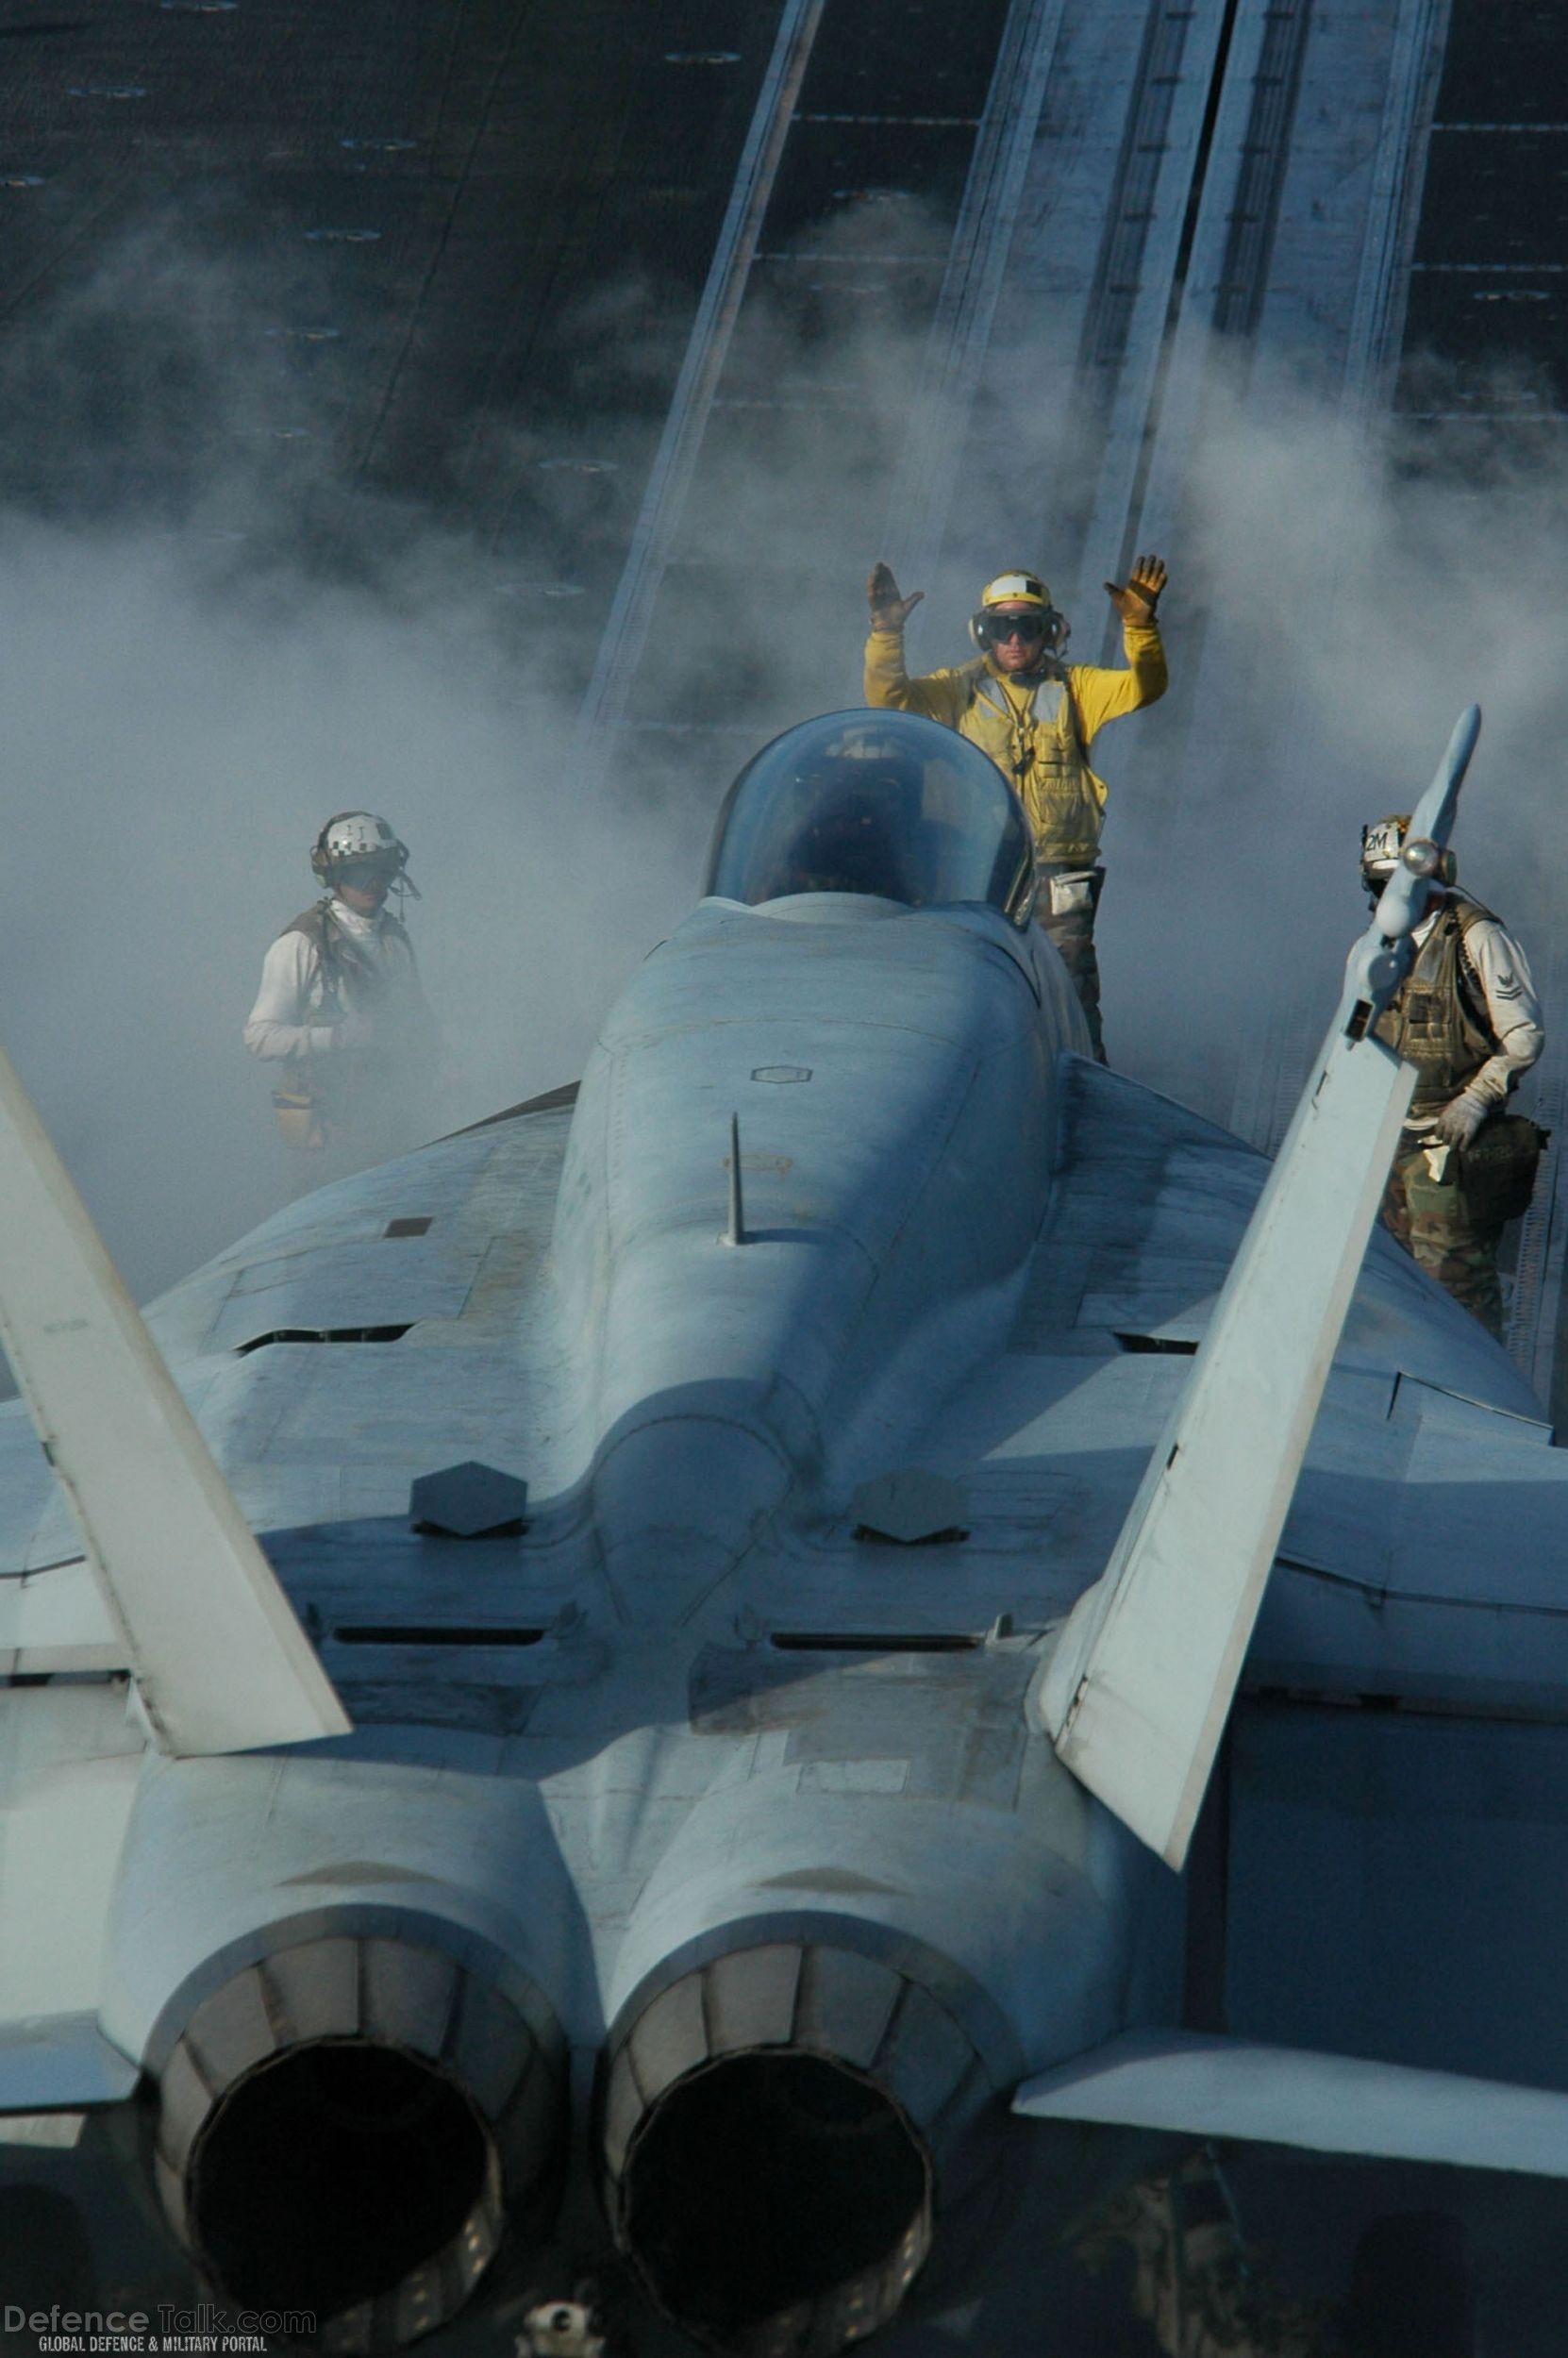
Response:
[982,611,1047,644]
[337,859,398,887]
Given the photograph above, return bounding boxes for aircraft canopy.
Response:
[704,711,1036,926]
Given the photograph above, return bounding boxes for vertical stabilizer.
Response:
[1041,709,1481,1867]
[0,1041,348,1754]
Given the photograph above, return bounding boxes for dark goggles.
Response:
[981,610,1048,644]
[336,857,399,886]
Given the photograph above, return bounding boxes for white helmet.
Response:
[310,811,413,890]
[1359,811,1455,898]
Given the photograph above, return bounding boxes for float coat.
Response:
[863,618,1167,865]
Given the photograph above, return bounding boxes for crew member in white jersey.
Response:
[245,811,436,1159]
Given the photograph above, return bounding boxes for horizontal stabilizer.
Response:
[1040,709,1481,1870]
[1016,2025,1568,2179]
[0,1041,349,1753]
[0,2014,137,2114]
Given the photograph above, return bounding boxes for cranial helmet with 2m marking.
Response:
[1359,811,1457,898]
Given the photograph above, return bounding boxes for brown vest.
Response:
[282,899,416,1021]
[1374,893,1500,1117]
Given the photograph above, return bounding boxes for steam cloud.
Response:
[0,223,708,1296]
[0,207,1560,1302]
[1098,353,1568,1131]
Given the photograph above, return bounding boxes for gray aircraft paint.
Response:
[3,709,1568,2345]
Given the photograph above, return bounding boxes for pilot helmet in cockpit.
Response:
[705,709,1036,928]
[770,751,922,901]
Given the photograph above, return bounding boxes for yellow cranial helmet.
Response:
[970,570,1068,654]
[979,569,1052,610]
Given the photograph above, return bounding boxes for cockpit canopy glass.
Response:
[703,711,1036,928]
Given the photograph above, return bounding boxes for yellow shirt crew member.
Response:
[862,557,1168,1059]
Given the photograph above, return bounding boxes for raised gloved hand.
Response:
[1434,1088,1489,1148]
[1104,552,1167,624]
[867,561,924,632]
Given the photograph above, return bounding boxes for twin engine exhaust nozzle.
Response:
[154,1933,568,2353]
[154,1932,1007,2357]
[600,1937,1006,2357]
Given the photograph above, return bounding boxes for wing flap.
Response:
[0,2015,137,2114]
[1017,2025,1568,2178]
[0,1559,123,1674]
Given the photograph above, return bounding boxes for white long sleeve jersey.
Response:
[1415,901,1545,1111]
[243,899,419,1062]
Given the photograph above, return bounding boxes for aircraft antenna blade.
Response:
[1040,708,1480,1869]
[0,1040,349,1754]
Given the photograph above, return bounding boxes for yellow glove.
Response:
[1104,552,1167,623]
[867,561,924,632]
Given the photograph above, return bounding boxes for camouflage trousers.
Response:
[1074,2161,1331,2356]
[1380,1133,1506,1339]
[1035,864,1107,1062]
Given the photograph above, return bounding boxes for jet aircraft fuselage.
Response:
[3,709,1566,2354]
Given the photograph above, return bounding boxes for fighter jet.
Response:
[0,703,1564,2353]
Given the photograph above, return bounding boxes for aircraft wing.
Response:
[1016,2028,1568,2177]
[0,1085,577,2071]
